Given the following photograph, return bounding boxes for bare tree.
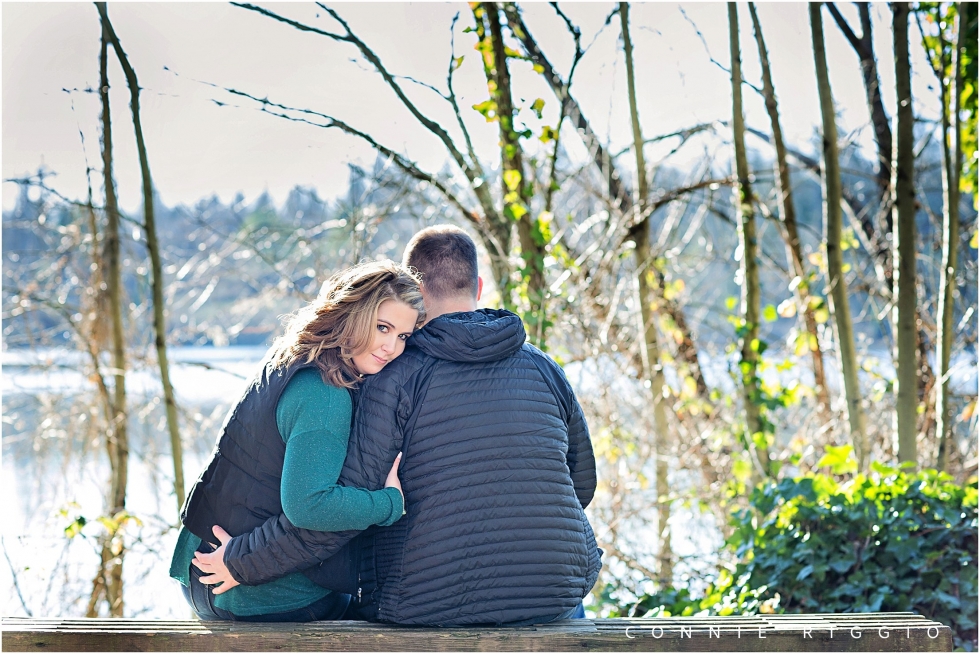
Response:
[918,3,967,471]
[825,3,892,208]
[748,3,831,422]
[472,2,549,345]
[91,14,129,617]
[810,2,869,469]
[97,2,185,515]
[506,4,713,403]
[729,3,771,477]
[232,2,514,300]
[892,2,918,465]
[620,1,673,585]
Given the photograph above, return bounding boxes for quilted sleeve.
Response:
[222,514,358,586]
[222,360,416,586]
[524,345,597,509]
[562,375,596,509]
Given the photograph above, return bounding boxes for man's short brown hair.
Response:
[402,225,479,300]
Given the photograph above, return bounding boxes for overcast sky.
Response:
[3,2,940,215]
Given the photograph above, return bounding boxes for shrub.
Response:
[628,450,978,650]
[735,459,977,649]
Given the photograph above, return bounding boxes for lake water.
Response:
[2,346,271,618]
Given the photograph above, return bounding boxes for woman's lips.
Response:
[372,354,388,366]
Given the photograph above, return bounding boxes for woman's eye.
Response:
[399,334,409,341]
[378,324,389,333]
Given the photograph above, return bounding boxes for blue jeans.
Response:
[181,560,350,622]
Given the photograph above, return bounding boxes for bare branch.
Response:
[612,122,717,160]
[234,2,499,224]
[446,12,485,183]
[218,85,484,232]
[4,175,90,209]
[625,176,735,241]
[506,3,633,215]
[393,74,447,99]
[825,3,864,53]
[679,7,764,96]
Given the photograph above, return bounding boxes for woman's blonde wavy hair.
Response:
[267,260,425,388]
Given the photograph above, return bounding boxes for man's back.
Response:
[345,309,601,625]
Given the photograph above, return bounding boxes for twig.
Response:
[2,536,33,617]
[679,7,763,96]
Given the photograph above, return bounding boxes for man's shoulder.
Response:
[359,346,431,396]
[519,342,565,374]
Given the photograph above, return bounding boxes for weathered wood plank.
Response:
[1,614,952,652]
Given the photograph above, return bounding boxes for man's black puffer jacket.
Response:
[341,308,602,625]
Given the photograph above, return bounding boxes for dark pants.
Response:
[181,561,351,622]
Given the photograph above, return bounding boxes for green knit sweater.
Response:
[169,368,403,616]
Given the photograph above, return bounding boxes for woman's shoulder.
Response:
[284,366,351,404]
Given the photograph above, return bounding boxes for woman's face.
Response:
[351,299,419,376]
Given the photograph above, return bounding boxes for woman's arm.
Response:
[278,368,404,531]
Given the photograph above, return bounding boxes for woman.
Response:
[169,260,425,622]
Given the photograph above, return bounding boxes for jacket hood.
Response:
[410,309,526,363]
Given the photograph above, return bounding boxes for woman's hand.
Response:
[385,452,403,502]
[191,525,240,595]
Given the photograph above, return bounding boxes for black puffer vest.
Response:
[180,357,358,586]
[335,309,602,625]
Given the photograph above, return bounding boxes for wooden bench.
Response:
[2,612,952,651]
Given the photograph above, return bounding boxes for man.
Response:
[196,225,601,625]
[336,225,601,625]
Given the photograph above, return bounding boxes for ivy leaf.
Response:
[502,169,522,192]
[471,99,497,122]
[530,97,545,119]
[816,444,857,475]
[64,516,87,539]
[539,125,558,143]
[505,202,528,221]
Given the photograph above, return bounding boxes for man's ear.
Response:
[476,276,483,302]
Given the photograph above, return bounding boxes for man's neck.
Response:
[423,297,478,324]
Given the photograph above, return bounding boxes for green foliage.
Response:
[621,452,978,648]
[735,455,978,648]
[624,572,777,618]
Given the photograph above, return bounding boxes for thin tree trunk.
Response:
[729,3,770,478]
[748,3,832,423]
[826,1,894,295]
[95,17,128,618]
[620,2,672,586]
[810,3,869,469]
[97,2,185,514]
[826,2,892,209]
[892,2,918,466]
[936,4,966,471]
[475,3,548,345]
